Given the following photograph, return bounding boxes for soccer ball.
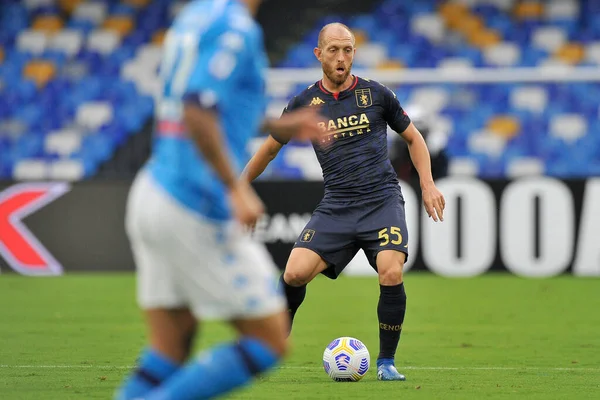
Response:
[322,337,370,382]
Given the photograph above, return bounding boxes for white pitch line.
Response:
[0,365,598,372]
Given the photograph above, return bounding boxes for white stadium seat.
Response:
[87,29,121,55]
[484,42,521,66]
[76,102,114,130]
[510,86,548,114]
[73,2,107,25]
[448,157,479,176]
[16,30,48,55]
[411,13,446,43]
[45,130,82,157]
[409,87,450,114]
[354,43,387,68]
[506,157,545,177]
[550,114,587,142]
[531,26,567,52]
[545,0,579,21]
[468,130,506,157]
[13,159,48,180]
[49,159,85,181]
[48,30,84,57]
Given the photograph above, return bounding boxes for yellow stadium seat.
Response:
[32,15,64,35]
[487,116,520,139]
[124,0,151,8]
[0,47,4,65]
[103,16,135,37]
[439,2,469,21]
[454,14,484,36]
[58,0,83,14]
[152,30,166,45]
[23,60,56,88]
[377,59,404,70]
[354,30,368,47]
[514,2,544,20]
[555,43,585,64]
[468,29,502,48]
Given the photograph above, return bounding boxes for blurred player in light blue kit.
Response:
[115,1,323,399]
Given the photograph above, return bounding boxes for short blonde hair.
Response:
[317,23,355,49]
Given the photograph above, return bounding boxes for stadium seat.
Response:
[17,30,48,55]
[514,2,544,20]
[12,158,48,180]
[23,60,56,87]
[510,86,548,114]
[448,157,479,176]
[103,16,135,37]
[584,42,600,64]
[468,131,506,158]
[487,116,520,139]
[549,114,587,142]
[354,43,387,68]
[48,29,84,56]
[45,129,82,157]
[531,26,567,52]
[58,0,84,14]
[48,159,85,180]
[411,13,445,43]
[76,101,114,130]
[506,157,545,178]
[484,42,521,66]
[555,43,585,64]
[73,2,107,25]
[32,15,64,35]
[545,0,578,21]
[87,29,121,55]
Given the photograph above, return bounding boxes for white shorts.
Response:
[125,171,285,320]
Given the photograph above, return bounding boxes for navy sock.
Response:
[279,274,306,333]
[377,283,407,361]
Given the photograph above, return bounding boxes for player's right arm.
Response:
[242,135,284,182]
[183,105,263,224]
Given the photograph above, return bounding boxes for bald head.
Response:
[317,23,355,49]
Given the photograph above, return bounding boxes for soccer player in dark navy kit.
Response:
[244,23,445,381]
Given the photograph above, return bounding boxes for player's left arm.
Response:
[382,85,445,222]
[399,123,445,222]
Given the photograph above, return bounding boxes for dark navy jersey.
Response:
[275,76,411,201]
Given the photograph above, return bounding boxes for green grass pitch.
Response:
[1,273,599,399]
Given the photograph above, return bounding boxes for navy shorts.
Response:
[293,189,409,279]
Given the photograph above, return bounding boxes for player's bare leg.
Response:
[375,250,407,381]
[116,308,197,399]
[145,308,198,363]
[280,247,328,334]
[232,310,290,358]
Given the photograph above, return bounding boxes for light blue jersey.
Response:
[147,0,268,221]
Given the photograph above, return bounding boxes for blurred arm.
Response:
[183,104,237,189]
[242,135,284,182]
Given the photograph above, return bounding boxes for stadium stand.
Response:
[0,0,599,180]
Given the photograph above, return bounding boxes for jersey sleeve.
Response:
[182,22,252,110]
[270,95,300,145]
[381,85,411,134]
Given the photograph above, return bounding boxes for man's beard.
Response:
[323,62,352,86]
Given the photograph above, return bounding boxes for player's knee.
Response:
[378,259,404,285]
[283,268,311,287]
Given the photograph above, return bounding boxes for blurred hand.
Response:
[229,181,265,226]
[271,107,327,142]
[422,182,445,222]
